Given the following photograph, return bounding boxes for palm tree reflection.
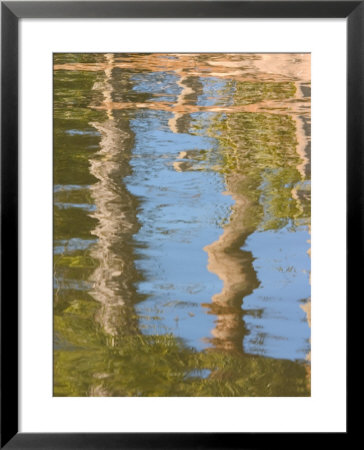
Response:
[168,54,311,354]
[88,54,141,341]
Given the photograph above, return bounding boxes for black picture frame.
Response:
[1,1,355,448]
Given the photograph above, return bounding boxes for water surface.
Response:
[54,53,311,396]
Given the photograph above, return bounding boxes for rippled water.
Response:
[54,53,311,396]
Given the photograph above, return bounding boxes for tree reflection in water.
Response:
[88,54,142,341]
[53,53,311,396]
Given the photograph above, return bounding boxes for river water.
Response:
[54,53,311,396]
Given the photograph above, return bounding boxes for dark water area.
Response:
[53,53,311,396]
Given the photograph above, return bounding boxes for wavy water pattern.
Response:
[53,53,311,397]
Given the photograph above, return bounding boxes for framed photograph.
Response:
[1,1,354,447]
